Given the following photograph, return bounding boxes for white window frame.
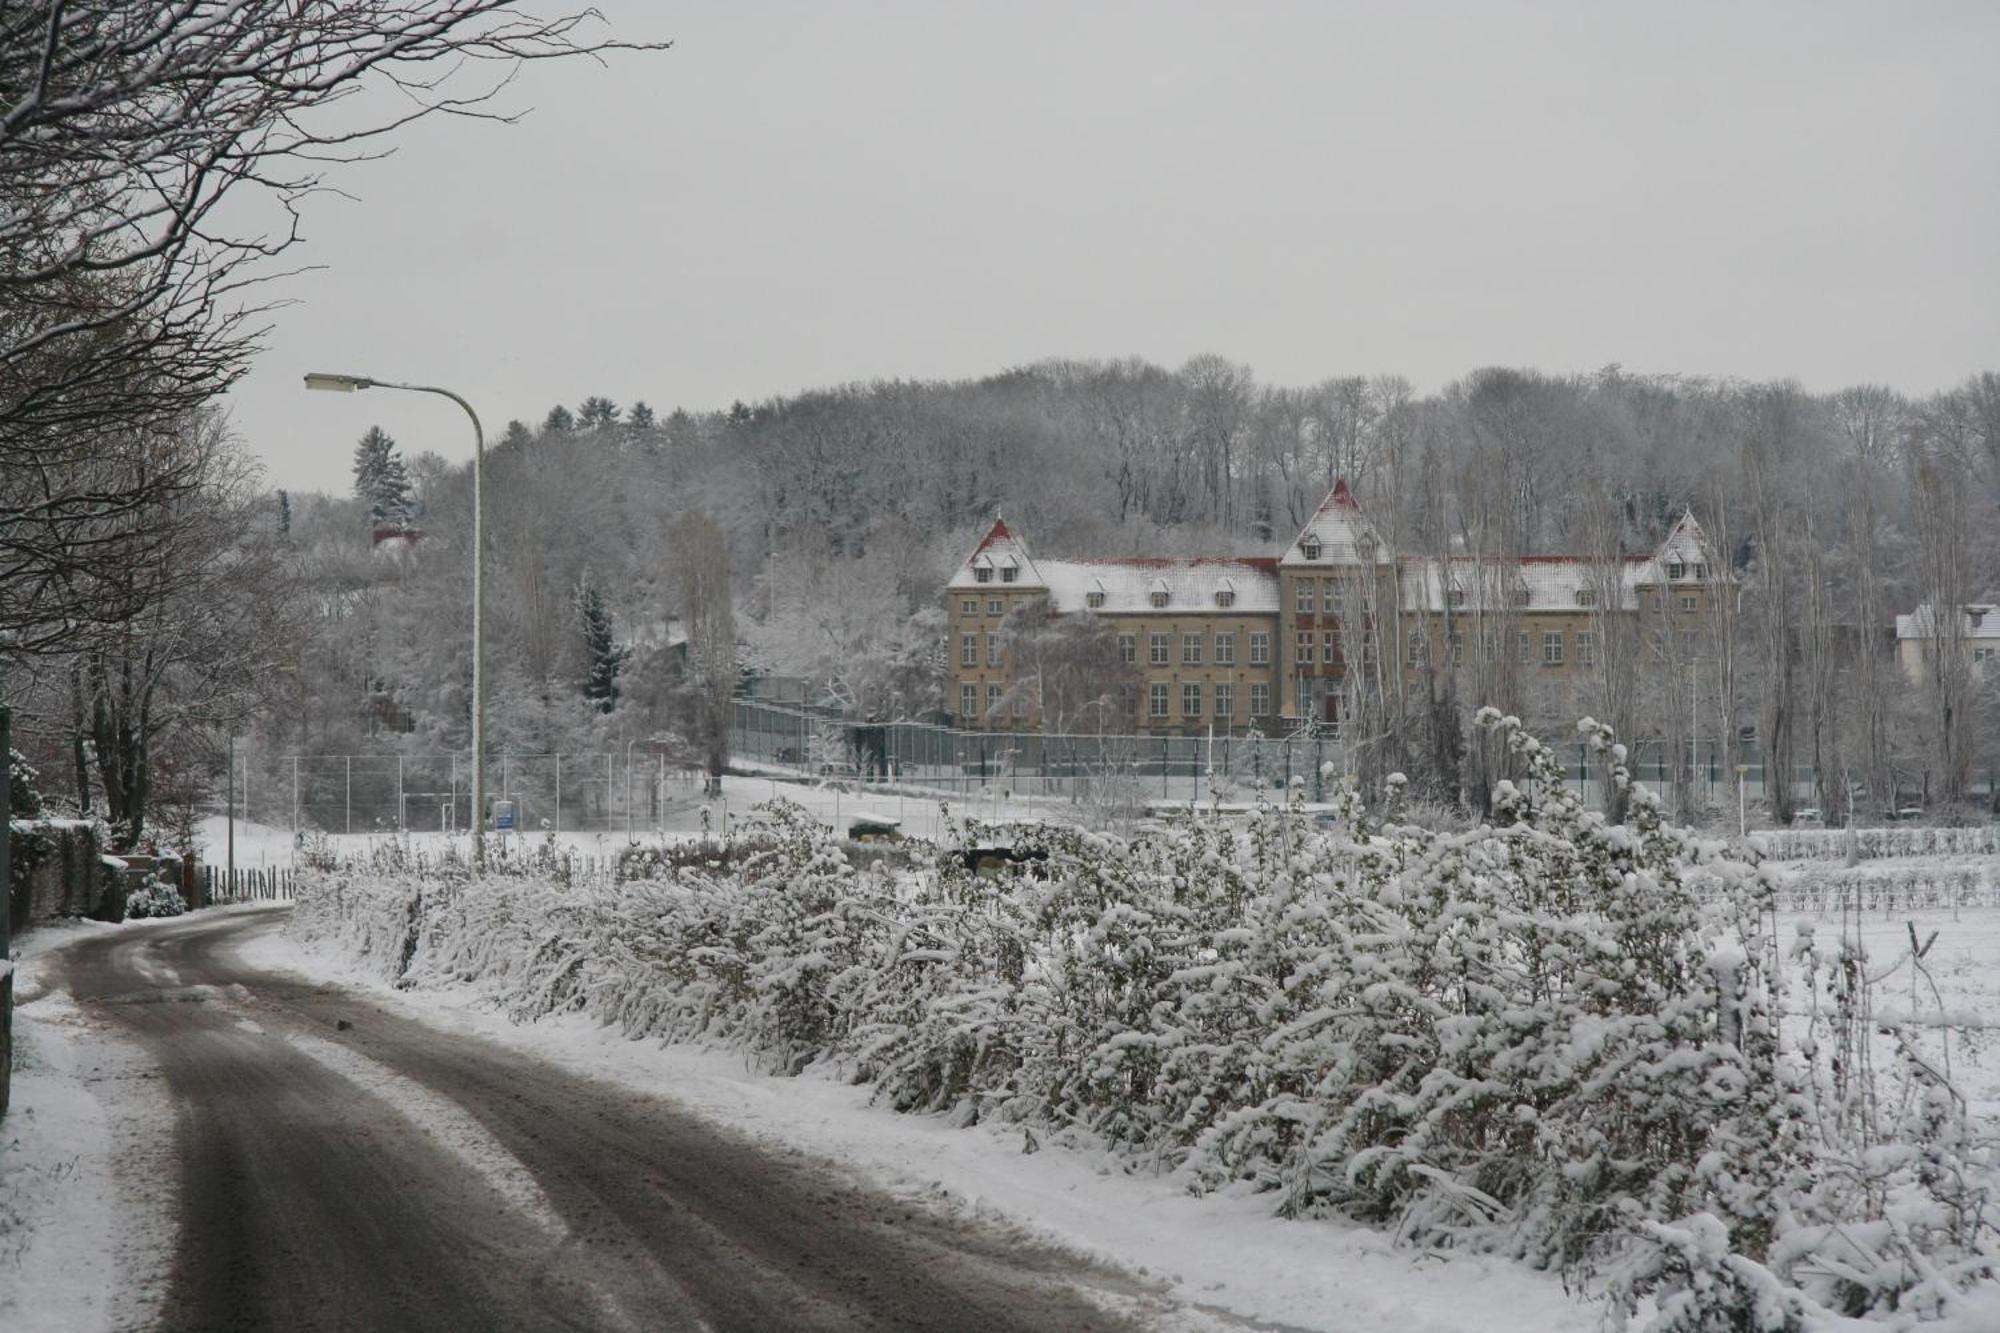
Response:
[960,634,977,667]
[1542,630,1564,665]
[1214,683,1234,719]
[1149,633,1169,666]
[1249,682,1270,717]
[1215,633,1235,665]
[1249,632,1269,665]
[1149,683,1169,718]
[1182,632,1202,665]
[1182,682,1202,717]
[1118,633,1136,664]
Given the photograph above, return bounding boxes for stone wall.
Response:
[7,819,122,929]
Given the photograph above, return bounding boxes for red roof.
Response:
[972,517,1013,554]
[1328,477,1357,509]
[1067,556,1279,573]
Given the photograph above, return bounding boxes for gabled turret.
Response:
[948,516,1047,590]
[1281,478,1391,567]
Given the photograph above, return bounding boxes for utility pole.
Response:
[2,704,14,1117]
[227,733,237,889]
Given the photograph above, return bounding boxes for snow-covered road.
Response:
[26,908,1203,1332]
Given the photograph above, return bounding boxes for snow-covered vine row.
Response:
[1769,861,2000,915]
[292,714,1998,1330]
[1756,826,1999,863]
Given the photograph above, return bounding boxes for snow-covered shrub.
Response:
[290,716,2000,1328]
[124,875,185,919]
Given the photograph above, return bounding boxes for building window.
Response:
[1149,590,1169,609]
[1407,630,1426,668]
[1680,594,1699,612]
[1512,588,1532,607]
[961,599,977,616]
[1296,584,1314,615]
[1360,639,1377,670]
[1296,631,1313,664]
[1149,683,1169,718]
[1542,630,1564,665]
[1013,690,1030,718]
[1324,632,1337,665]
[1118,633,1136,664]
[1215,683,1234,719]
[1250,682,1270,717]
[986,683,1002,715]
[1150,632,1169,665]
[1576,588,1596,607]
[1249,632,1269,665]
[1182,683,1202,717]
[1516,631,1530,663]
[1183,633,1202,665]
[1692,563,1707,581]
[960,634,977,667]
[988,598,1004,616]
[1215,633,1235,665]
[1118,683,1138,718]
[1001,565,1019,583]
[1216,589,1235,608]
[1325,579,1343,610]
[1482,629,1498,661]
[1086,591,1105,609]
[1668,560,1686,581]
[1576,631,1596,665]
[986,633,1000,667]
[1449,628,1464,658]
[961,683,977,718]
[974,566,992,583]
[1447,588,1466,608]
[1301,538,1322,560]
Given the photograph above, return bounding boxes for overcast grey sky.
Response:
[232,0,2000,494]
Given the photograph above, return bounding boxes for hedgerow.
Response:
[290,712,1998,1327]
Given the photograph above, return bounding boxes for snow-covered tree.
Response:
[351,426,413,528]
[577,576,624,714]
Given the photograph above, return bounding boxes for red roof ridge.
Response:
[971,517,1013,554]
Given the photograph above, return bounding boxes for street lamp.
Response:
[305,372,487,869]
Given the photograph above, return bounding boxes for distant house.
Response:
[371,525,423,555]
[1895,599,2000,683]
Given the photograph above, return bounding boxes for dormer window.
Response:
[1149,590,1169,609]
[1668,560,1686,581]
[1215,590,1235,608]
[974,566,993,584]
[1086,591,1105,609]
[1001,566,1018,583]
[1512,588,1532,608]
[1576,588,1597,607]
[1301,538,1322,561]
[1446,589,1466,608]
[1692,563,1706,581]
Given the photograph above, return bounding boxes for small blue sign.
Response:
[493,799,516,831]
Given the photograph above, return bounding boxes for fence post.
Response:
[291,755,299,846]
[396,755,405,832]
[345,755,351,835]
[556,753,563,833]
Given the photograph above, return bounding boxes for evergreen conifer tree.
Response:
[277,489,291,540]
[351,426,413,528]
[577,396,621,431]
[543,404,575,434]
[627,400,656,430]
[578,578,625,712]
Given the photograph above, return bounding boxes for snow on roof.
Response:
[948,518,1048,590]
[1039,557,1280,614]
[1896,601,2000,641]
[1281,479,1390,567]
[1394,556,1657,612]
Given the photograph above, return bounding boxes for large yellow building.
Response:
[948,480,1716,737]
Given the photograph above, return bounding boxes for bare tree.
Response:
[668,512,735,782]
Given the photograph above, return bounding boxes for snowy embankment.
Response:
[288,714,2000,1331]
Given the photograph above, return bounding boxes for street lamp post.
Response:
[305,373,487,868]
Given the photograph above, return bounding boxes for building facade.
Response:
[947,481,1719,737]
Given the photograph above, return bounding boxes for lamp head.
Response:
[303,372,374,392]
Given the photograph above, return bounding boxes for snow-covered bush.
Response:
[291,712,1999,1328]
[123,875,185,919]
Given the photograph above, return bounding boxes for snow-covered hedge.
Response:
[1758,826,1999,864]
[292,713,1998,1328]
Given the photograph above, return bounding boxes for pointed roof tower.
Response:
[1281,477,1391,566]
[948,515,1047,590]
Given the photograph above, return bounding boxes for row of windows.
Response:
[960,681,1273,723]
[1088,589,1236,610]
[960,597,1011,618]
[1147,681,1270,719]
[1117,631,1270,666]
[971,565,1020,584]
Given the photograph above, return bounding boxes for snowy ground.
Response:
[1,922,175,1333]
[9,854,2000,1331]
